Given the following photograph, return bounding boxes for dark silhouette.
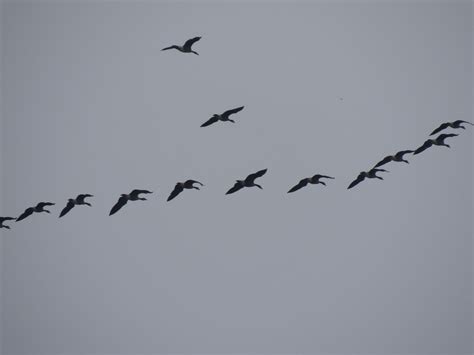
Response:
[59,194,94,218]
[201,106,245,127]
[348,168,388,189]
[288,174,335,193]
[16,202,55,222]
[167,180,204,201]
[162,36,201,55]
[226,169,267,195]
[109,189,152,216]
[374,150,414,168]
[430,120,473,136]
[0,217,16,229]
[413,134,458,155]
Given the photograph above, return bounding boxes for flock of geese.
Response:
[0,36,472,230]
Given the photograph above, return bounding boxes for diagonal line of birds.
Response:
[0,37,472,230]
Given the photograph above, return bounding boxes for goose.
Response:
[59,194,94,218]
[162,36,201,55]
[16,202,55,222]
[167,180,204,201]
[0,217,16,229]
[347,168,388,189]
[201,106,245,127]
[413,134,458,155]
[374,150,414,168]
[109,189,152,216]
[288,174,335,193]
[430,120,473,136]
[226,169,267,195]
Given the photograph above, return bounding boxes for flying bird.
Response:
[0,217,16,229]
[226,169,268,195]
[430,120,473,136]
[347,168,388,189]
[59,194,94,218]
[167,180,204,201]
[16,202,55,222]
[161,36,201,55]
[288,174,335,193]
[374,150,415,168]
[109,189,153,216]
[201,106,245,127]
[413,134,458,155]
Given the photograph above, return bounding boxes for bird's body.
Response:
[347,168,388,189]
[413,134,458,155]
[109,189,152,216]
[16,202,55,221]
[374,150,414,168]
[226,169,267,195]
[430,120,473,136]
[0,217,16,229]
[59,194,93,218]
[162,36,201,55]
[167,180,204,201]
[201,106,245,127]
[288,174,335,193]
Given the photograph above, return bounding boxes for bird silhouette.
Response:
[413,134,458,155]
[374,150,414,168]
[201,106,245,127]
[16,202,55,222]
[288,174,335,193]
[347,168,388,189]
[167,180,204,201]
[0,217,16,229]
[162,36,201,55]
[430,120,473,136]
[226,169,267,195]
[109,189,152,216]
[59,194,94,218]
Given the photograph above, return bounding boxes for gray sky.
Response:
[1,1,472,354]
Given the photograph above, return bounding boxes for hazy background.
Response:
[1,1,472,354]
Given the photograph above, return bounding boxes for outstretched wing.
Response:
[454,120,473,126]
[413,140,432,155]
[347,174,365,189]
[437,133,458,142]
[0,217,15,222]
[200,116,219,127]
[429,122,450,136]
[245,169,267,184]
[59,201,75,218]
[109,196,128,216]
[221,106,244,119]
[314,174,335,180]
[16,208,34,222]
[36,202,55,209]
[130,189,152,199]
[167,184,184,202]
[374,156,392,168]
[76,194,93,204]
[288,179,309,193]
[185,179,204,186]
[183,36,201,51]
[226,182,244,195]
[394,150,414,159]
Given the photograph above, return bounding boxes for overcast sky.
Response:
[1,1,472,354]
